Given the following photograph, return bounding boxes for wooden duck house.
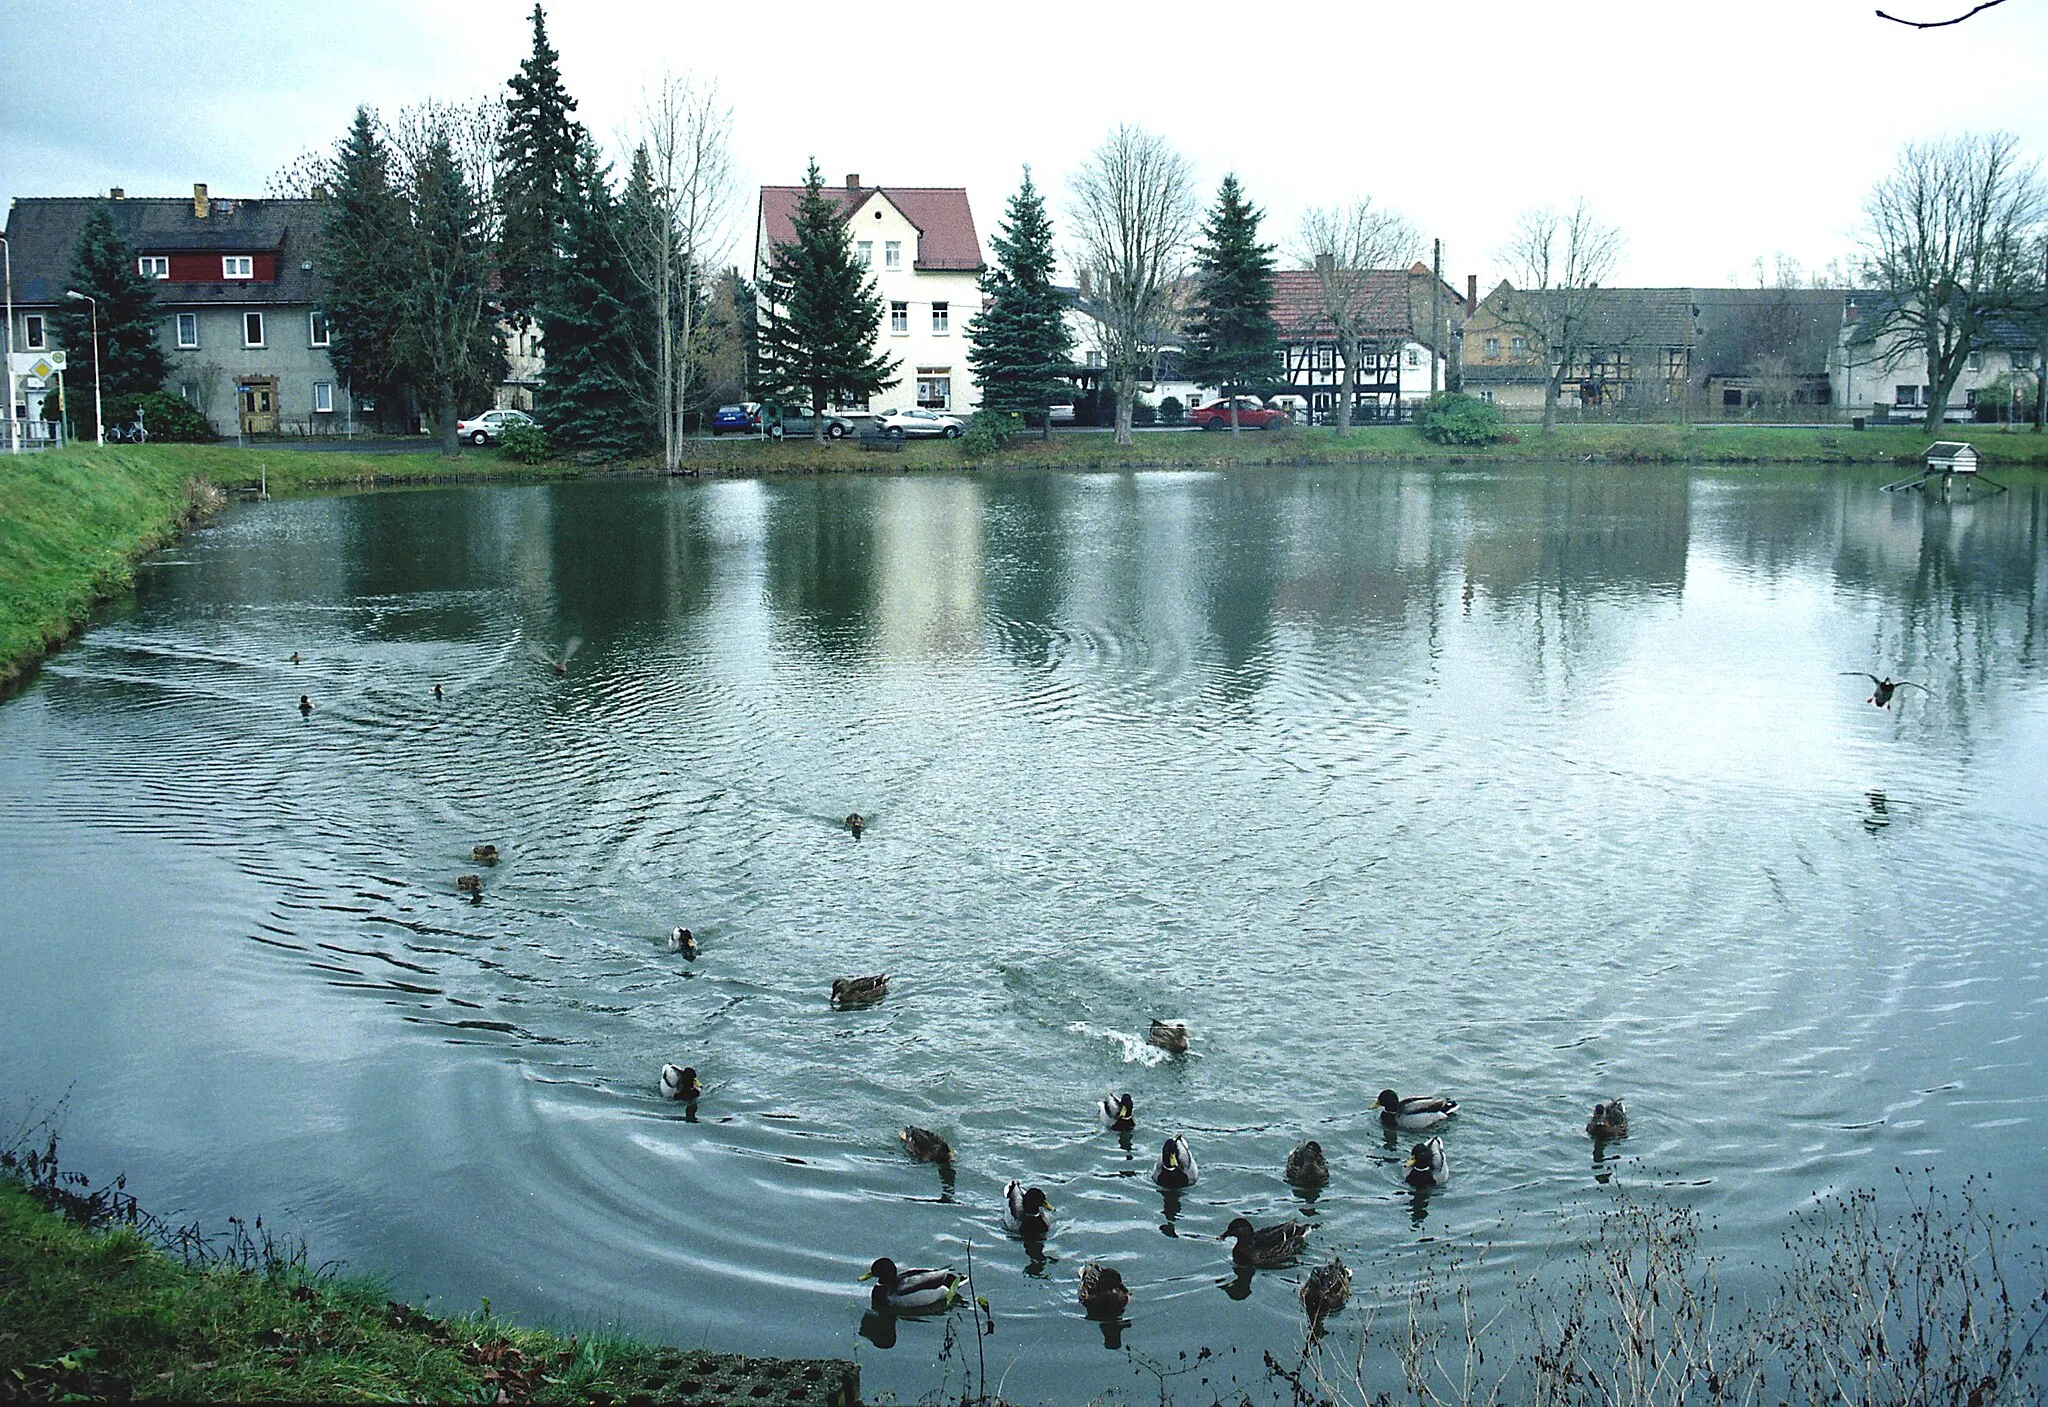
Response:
[1924,441,1978,474]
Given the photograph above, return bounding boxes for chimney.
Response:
[108,187,124,200]
[1467,274,1477,313]
[1315,252,1334,276]
[1077,268,1093,300]
[193,183,210,219]
[845,173,861,191]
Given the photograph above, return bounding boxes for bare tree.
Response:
[619,72,736,470]
[1292,201,1419,433]
[1495,200,1625,433]
[266,148,335,201]
[387,97,508,244]
[1860,132,2044,432]
[1069,124,1196,446]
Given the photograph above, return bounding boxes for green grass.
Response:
[0,1179,856,1404]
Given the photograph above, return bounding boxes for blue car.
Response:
[711,402,761,435]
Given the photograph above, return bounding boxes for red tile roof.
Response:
[757,184,983,272]
[1271,268,1422,341]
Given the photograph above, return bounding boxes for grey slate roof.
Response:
[1494,286,1699,348]
[1691,288,1845,379]
[3,196,328,305]
[1843,290,2036,354]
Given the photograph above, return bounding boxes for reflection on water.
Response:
[2,464,2046,1404]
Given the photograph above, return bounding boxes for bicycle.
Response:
[106,419,149,445]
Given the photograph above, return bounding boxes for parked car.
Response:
[1188,396,1281,430]
[1048,403,1077,426]
[711,403,762,435]
[456,408,537,446]
[767,405,859,440]
[876,408,966,439]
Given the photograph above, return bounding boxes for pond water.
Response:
[3,464,2045,1402]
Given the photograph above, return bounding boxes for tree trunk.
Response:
[1542,372,1561,435]
[438,398,460,457]
[813,390,826,444]
[1337,336,1356,436]
[1114,387,1134,446]
[1229,391,1240,434]
[2034,352,2045,432]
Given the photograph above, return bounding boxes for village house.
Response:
[1271,262,1467,420]
[1835,295,2041,420]
[754,174,984,416]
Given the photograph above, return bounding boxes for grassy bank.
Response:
[0,1176,858,1405]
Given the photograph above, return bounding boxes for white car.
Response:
[456,408,536,446]
[876,408,965,439]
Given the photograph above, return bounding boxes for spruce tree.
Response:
[322,107,411,426]
[968,167,1074,439]
[534,138,651,457]
[397,133,505,454]
[49,203,167,399]
[757,160,898,441]
[495,4,582,327]
[1183,174,1280,432]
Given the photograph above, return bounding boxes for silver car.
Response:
[876,408,965,440]
[455,408,536,446]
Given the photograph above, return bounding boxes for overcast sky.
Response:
[5,0,2046,289]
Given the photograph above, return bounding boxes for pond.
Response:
[2,464,2045,1402]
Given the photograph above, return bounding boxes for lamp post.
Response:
[64,289,103,446]
[2,231,15,453]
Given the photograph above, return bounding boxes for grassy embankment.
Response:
[0,1176,857,1405]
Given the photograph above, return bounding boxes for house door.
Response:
[238,378,278,435]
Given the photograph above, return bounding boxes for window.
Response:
[1967,352,1982,371]
[931,302,949,334]
[915,366,951,409]
[1723,388,1744,408]
[313,381,334,413]
[309,311,329,346]
[890,301,908,334]
[1483,337,1500,358]
[1964,388,1979,408]
[884,240,901,269]
[1895,385,1918,407]
[857,241,873,267]
[223,256,253,279]
[179,383,198,403]
[138,256,169,280]
[24,314,45,350]
[1312,392,1332,411]
[243,311,265,346]
[1317,346,1335,370]
[176,312,198,348]
[1477,389,1495,403]
[1406,348,1420,367]
[1510,337,1526,355]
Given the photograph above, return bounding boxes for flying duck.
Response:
[1284,1140,1330,1188]
[1377,1089,1459,1130]
[832,974,890,1006]
[1147,1019,1191,1053]
[1100,1092,1135,1131]
[1842,672,1929,710]
[1152,1134,1199,1189]
[1587,1098,1629,1139]
[859,1258,962,1313]
[1404,1136,1448,1189]
[669,927,698,959]
[659,1064,702,1101]
[1221,1216,1308,1267]
[1077,1263,1130,1316]
[1300,1258,1352,1326]
[1002,1181,1055,1239]
[899,1126,953,1164]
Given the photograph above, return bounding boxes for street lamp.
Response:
[64,290,103,446]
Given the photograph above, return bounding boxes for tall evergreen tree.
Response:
[397,133,506,455]
[322,107,411,427]
[1183,174,1280,432]
[49,203,167,401]
[495,4,582,327]
[968,167,1074,439]
[756,160,898,441]
[534,138,651,457]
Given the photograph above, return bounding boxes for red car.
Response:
[1188,396,1282,430]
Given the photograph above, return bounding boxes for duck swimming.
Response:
[1002,1181,1054,1239]
[669,927,698,959]
[1147,1019,1190,1053]
[1221,1216,1308,1267]
[455,873,482,896]
[1284,1140,1330,1188]
[471,844,499,866]
[659,1064,702,1101]
[290,651,301,665]
[859,1258,962,1313]
[845,812,865,837]
[1842,672,1929,710]
[1300,1258,1352,1325]
[298,694,313,717]
[899,1126,953,1164]
[1077,1263,1130,1316]
[1152,1134,1199,1188]
[832,974,889,1006]
[1100,1091,1135,1131]
[1377,1089,1459,1130]
[1587,1098,1629,1139]
[434,684,444,701]
[1404,1136,1448,1189]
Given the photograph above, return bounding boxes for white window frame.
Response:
[915,366,952,410]
[309,310,329,346]
[138,256,170,280]
[24,314,45,350]
[1406,348,1420,367]
[856,241,873,267]
[223,255,253,280]
[313,381,334,413]
[176,312,199,348]
[1483,337,1500,357]
[931,302,949,335]
[243,311,266,347]
[1510,336,1527,356]
[884,240,902,270]
[890,301,909,335]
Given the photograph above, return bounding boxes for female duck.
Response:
[455,873,483,897]
[1300,1258,1352,1325]
[669,927,698,960]
[1221,1216,1308,1267]
[1284,1140,1329,1188]
[1152,1134,1199,1188]
[471,844,500,866]
[1587,1098,1629,1139]
[899,1126,953,1165]
[845,812,866,837]
[1147,1019,1191,1053]
[1404,1136,1448,1189]
[1078,1263,1130,1316]
[1002,1181,1054,1239]
[832,974,890,1006]
[1100,1091,1135,1131]
[859,1258,961,1313]
[659,1064,702,1101]
[1377,1089,1459,1130]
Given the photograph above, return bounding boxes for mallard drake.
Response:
[1377,1089,1459,1130]
[1404,1136,1448,1189]
[471,844,500,866]
[669,927,698,959]
[1284,1140,1330,1188]
[1002,1181,1054,1238]
[659,1064,702,1101]
[1221,1216,1308,1267]
[455,873,482,896]
[899,1126,953,1164]
[859,1258,961,1313]
[1300,1258,1352,1324]
[845,812,866,837]
[832,974,890,1006]
[1587,1098,1629,1139]
[1152,1134,1199,1188]
[298,694,313,717]
[1078,1263,1130,1316]
[1100,1091,1135,1131]
[1147,1019,1190,1053]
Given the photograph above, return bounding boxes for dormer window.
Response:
[223,256,253,280]
[138,256,169,280]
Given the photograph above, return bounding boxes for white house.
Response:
[754,174,984,416]
[1836,295,2040,420]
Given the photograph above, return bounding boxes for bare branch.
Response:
[1876,0,2009,28]
[1291,199,1419,432]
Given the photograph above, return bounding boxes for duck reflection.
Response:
[857,1311,897,1350]
[1219,1263,1255,1301]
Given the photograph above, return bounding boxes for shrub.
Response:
[959,409,1021,458]
[496,420,551,464]
[1158,396,1184,426]
[102,390,214,443]
[1132,397,1157,427]
[1415,392,1504,445]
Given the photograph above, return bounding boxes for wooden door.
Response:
[238,378,277,435]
